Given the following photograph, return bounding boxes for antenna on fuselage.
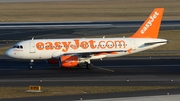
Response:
[32,37,34,40]
[103,36,105,38]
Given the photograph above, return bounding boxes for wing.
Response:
[52,48,132,59]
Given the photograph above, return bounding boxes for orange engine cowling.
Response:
[59,55,79,68]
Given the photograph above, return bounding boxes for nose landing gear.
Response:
[29,59,34,70]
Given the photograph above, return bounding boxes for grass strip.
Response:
[0,86,179,99]
[0,0,180,22]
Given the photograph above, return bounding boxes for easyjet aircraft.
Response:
[6,8,167,70]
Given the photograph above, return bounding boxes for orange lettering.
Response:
[62,42,71,52]
[88,40,96,49]
[114,40,126,48]
[54,42,61,50]
[35,39,126,51]
[71,40,79,50]
[106,41,114,48]
[36,42,44,50]
[99,41,105,49]
[81,41,88,49]
[45,42,54,50]
[115,40,126,48]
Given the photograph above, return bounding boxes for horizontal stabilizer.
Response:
[144,41,167,46]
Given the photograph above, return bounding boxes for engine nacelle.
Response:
[59,55,85,68]
[47,55,88,68]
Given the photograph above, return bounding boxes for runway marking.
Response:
[97,64,180,68]
[93,66,114,72]
[0,66,27,68]
[0,69,18,70]
[0,64,180,70]
[0,24,112,29]
[1,77,180,82]
[74,94,180,101]
[0,32,25,35]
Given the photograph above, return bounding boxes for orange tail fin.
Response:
[130,8,164,38]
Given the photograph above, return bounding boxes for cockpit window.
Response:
[13,45,17,48]
[12,45,23,49]
[19,45,23,49]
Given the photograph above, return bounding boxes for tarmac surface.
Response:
[0,20,180,40]
[0,56,180,101]
[0,21,180,100]
[1,0,180,100]
[1,56,180,83]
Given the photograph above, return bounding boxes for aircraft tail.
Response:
[130,8,164,38]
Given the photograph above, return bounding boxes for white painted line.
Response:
[74,94,180,101]
[0,69,18,70]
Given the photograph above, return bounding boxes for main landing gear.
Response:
[85,61,93,69]
[29,59,34,70]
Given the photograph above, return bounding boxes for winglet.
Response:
[130,8,164,38]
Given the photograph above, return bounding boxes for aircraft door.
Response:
[29,42,35,53]
[130,40,136,50]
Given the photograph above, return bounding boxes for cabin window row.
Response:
[38,44,127,48]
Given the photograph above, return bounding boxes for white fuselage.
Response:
[6,38,167,60]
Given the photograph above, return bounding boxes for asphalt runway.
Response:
[0,20,180,40]
[1,56,180,101]
[1,56,180,85]
[0,21,180,100]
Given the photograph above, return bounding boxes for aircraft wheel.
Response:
[29,59,34,70]
[85,62,93,69]
[88,64,93,69]
[29,65,33,70]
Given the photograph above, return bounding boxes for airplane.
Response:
[5,8,167,70]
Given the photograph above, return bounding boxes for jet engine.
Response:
[47,55,86,68]
[59,55,79,68]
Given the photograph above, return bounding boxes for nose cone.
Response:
[5,49,13,58]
